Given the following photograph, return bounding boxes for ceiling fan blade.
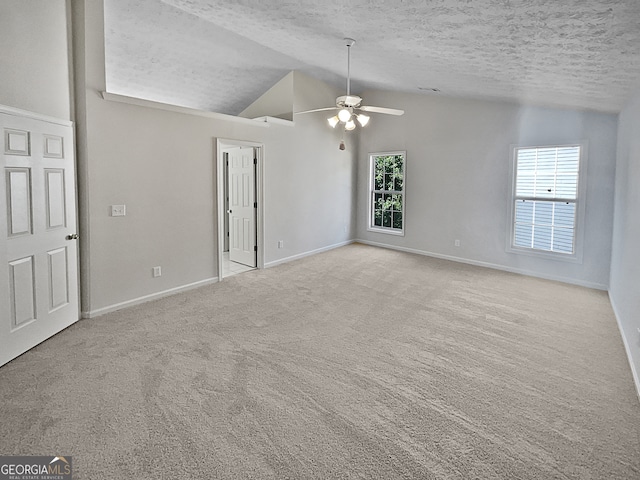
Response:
[359,105,405,116]
[295,107,339,115]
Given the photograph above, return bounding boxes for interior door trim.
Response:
[215,138,264,281]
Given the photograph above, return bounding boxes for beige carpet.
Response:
[1,243,639,479]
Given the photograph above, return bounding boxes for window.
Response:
[509,145,583,257]
[368,152,405,235]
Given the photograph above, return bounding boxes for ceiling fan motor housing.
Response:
[337,95,362,108]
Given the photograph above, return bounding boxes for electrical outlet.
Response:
[152,266,162,277]
[111,204,126,217]
[454,239,460,247]
[278,240,284,249]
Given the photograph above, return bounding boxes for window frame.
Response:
[367,151,406,236]
[506,143,588,263]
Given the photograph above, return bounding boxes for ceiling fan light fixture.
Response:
[289,38,402,133]
[356,114,370,127]
[338,108,352,123]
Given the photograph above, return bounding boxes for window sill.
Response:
[506,245,583,264]
[367,226,405,237]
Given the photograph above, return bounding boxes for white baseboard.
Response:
[82,277,219,318]
[355,239,608,291]
[608,292,640,401]
[85,240,355,317]
[265,240,355,269]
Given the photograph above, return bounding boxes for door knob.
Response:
[66,233,78,240]
[227,209,232,214]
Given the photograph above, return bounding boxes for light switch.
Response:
[111,205,126,217]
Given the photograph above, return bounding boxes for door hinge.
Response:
[254,202,257,208]
[254,157,257,165]
[254,245,258,252]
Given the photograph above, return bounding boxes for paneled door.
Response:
[0,109,79,367]
[228,147,256,267]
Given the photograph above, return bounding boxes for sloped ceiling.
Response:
[104,0,640,115]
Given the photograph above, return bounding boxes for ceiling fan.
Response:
[296,38,404,133]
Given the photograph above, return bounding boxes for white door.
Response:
[0,110,79,367]
[228,147,256,267]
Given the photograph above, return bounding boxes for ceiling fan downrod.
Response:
[345,38,356,96]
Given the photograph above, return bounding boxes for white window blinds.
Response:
[513,146,580,254]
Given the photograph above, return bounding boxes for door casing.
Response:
[216,138,264,280]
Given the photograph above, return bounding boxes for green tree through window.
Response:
[370,152,405,234]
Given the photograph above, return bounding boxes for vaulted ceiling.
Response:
[104,0,640,115]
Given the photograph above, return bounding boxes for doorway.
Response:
[216,139,264,280]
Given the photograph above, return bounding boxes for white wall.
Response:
[357,90,617,289]
[264,110,356,267]
[263,70,358,264]
[610,90,640,394]
[74,0,356,315]
[0,0,72,120]
[239,71,294,121]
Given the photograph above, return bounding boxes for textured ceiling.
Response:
[104,0,640,115]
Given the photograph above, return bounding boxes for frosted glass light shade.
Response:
[328,116,339,128]
[356,114,370,127]
[338,108,352,123]
[345,119,356,131]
